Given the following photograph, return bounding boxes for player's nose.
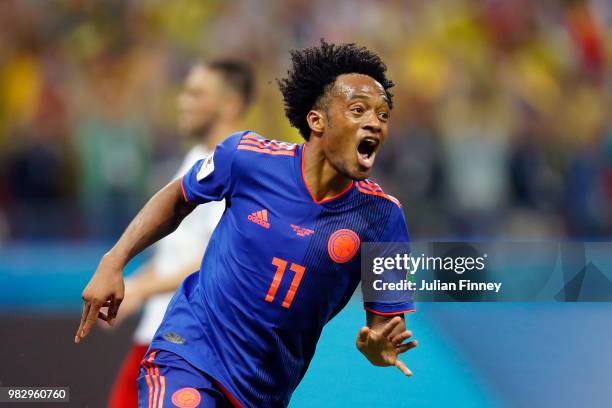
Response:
[361,111,382,134]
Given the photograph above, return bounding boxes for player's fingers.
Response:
[108,296,122,320]
[380,316,402,337]
[80,300,103,339]
[86,300,102,321]
[391,330,413,346]
[74,301,91,343]
[357,327,370,344]
[396,339,418,354]
[97,299,115,326]
[395,358,413,377]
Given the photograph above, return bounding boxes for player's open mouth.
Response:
[357,137,379,169]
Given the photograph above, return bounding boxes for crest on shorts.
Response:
[172,387,201,408]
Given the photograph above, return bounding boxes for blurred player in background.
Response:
[106,59,255,408]
[77,41,417,407]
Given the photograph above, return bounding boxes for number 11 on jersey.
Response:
[265,257,306,308]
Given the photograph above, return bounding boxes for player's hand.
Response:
[75,256,125,343]
[99,278,146,329]
[356,316,418,376]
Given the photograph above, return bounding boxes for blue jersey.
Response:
[150,131,414,407]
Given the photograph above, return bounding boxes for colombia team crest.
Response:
[171,387,201,408]
[327,229,360,263]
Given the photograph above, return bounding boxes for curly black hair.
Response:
[278,40,394,140]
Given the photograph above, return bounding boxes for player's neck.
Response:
[302,141,353,202]
[202,120,242,151]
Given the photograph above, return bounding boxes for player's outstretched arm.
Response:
[74,178,197,344]
[356,313,418,376]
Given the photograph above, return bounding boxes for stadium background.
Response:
[0,0,611,406]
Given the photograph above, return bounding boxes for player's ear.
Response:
[306,110,325,137]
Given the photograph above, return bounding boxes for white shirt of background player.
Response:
[133,144,224,344]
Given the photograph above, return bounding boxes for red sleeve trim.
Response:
[180,175,190,203]
[364,306,416,316]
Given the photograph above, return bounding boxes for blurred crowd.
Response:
[0,0,610,242]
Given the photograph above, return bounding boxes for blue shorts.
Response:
[137,349,235,408]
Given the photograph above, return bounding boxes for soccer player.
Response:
[106,59,255,407]
[76,41,417,408]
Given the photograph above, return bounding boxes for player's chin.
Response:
[349,165,372,181]
[335,157,373,181]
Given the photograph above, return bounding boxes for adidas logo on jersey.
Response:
[248,209,270,229]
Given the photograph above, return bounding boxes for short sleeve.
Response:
[364,206,416,315]
[379,204,410,243]
[181,132,244,205]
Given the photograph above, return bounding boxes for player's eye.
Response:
[350,106,364,114]
[378,111,389,121]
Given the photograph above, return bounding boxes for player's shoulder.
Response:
[217,131,298,182]
[355,178,402,208]
[232,131,298,158]
[217,130,298,159]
